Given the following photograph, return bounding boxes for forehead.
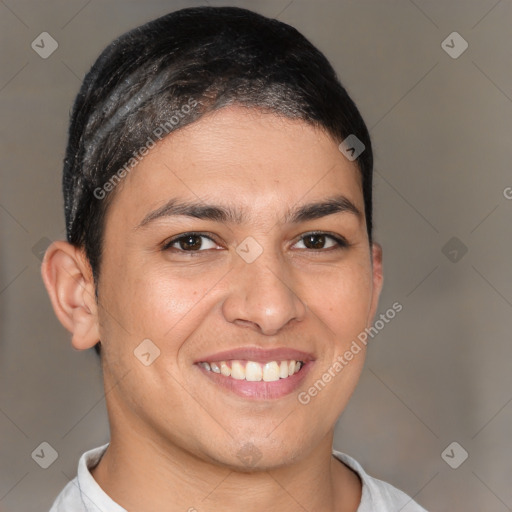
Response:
[107,106,363,225]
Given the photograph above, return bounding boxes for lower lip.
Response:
[196,362,314,400]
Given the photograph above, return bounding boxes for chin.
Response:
[202,437,305,473]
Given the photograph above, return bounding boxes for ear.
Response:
[41,241,100,350]
[367,242,384,324]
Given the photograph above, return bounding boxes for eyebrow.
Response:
[286,195,361,223]
[135,194,362,229]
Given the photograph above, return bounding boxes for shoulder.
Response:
[48,477,82,512]
[332,450,429,512]
[48,444,125,512]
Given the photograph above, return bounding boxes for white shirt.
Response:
[49,444,428,511]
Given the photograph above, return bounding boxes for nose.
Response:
[221,250,307,335]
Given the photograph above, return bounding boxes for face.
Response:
[95,106,382,469]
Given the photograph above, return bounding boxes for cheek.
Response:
[102,260,224,350]
[302,259,373,340]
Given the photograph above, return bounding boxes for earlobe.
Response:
[41,241,100,350]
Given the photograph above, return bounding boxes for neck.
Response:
[91,372,361,512]
[91,421,361,512]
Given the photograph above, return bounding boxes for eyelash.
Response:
[294,232,350,251]
[161,231,350,254]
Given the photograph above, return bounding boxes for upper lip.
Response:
[195,347,315,364]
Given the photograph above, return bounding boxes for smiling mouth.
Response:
[197,359,304,382]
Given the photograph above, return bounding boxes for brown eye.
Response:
[163,234,219,252]
[293,232,349,251]
[178,235,203,251]
[303,234,327,249]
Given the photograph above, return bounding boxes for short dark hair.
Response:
[62,6,373,352]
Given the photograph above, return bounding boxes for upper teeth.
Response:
[198,360,303,381]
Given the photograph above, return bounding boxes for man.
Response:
[42,6,427,511]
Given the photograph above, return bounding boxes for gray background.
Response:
[1,0,511,510]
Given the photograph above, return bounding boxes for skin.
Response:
[42,106,383,512]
